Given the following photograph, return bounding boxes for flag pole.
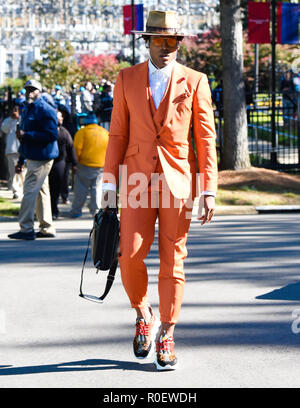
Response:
[131,0,136,65]
[254,43,259,107]
[271,0,277,166]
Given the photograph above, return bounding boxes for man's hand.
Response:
[15,164,24,174]
[197,195,215,225]
[101,189,118,210]
[16,128,24,141]
[72,165,78,174]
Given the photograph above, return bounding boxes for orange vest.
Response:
[149,75,171,176]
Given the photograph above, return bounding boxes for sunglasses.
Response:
[151,37,178,48]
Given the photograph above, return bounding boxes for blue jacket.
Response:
[19,96,58,161]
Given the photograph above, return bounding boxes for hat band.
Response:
[146,26,179,33]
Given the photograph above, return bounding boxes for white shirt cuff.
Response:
[102,183,117,192]
[201,191,216,196]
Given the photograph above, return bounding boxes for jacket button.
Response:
[156,135,160,139]
[153,156,157,160]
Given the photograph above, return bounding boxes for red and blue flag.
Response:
[277,2,299,44]
[248,2,271,44]
[123,4,144,35]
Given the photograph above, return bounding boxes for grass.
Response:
[216,185,300,207]
[0,197,20,217]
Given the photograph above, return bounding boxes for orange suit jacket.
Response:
[103,60,218,199]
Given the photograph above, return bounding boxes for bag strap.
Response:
[98,257,118,301]
[79,228,93,297]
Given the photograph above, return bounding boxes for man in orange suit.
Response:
[101,10,218,370]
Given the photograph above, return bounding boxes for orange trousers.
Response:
[118,185,193,324]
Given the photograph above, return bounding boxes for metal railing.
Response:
[215,92,300,172]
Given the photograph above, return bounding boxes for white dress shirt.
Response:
[148,58,174,109]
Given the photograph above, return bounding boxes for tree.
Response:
[179,29,222,80]
[4,77,26,94]
[243,38,299,92]
[31,38,81,91]
[101,61,131,83]
[220,0,251,170]
[78,54,130,83]
[179,27,299,93]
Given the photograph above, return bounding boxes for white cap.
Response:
[24,79,42,92]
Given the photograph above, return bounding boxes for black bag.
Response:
[79,208,120,303]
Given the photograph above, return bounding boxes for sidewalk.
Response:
[1,200,300,387]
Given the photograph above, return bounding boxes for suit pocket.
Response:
[125,143,139,158]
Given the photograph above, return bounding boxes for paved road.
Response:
[1,212,300,388]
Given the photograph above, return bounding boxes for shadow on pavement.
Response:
[173,320,299,347]
[0,359,156,376]
[256,281,300,301]
[5,316,299,349]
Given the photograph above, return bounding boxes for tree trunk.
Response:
[220,0,251,169]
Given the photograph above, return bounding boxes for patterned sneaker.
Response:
[155,332,178,371]
[133,308,160,360]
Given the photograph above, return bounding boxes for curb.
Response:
[255,205,300,214]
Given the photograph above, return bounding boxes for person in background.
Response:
[8,79,58,240]
[80,82,94,113]
[49,110,77,219]
[57,104,77,205]
[0,103,23,199]
[212,80,223,114]
[99,83,113,131]
[53,85,66,109]
[41,88,57,109]
[70,112,108,218]
[14,89,26,114]
[292,72,300,111]
[293,72,300,93]
[280,70,296,125]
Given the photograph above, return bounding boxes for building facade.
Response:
[0,0,219,83]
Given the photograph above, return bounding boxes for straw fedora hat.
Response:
[131,10,185,37]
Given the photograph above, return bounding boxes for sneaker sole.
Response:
[134,317,161,361]
[8,235,36,240]
[36,234,56,238]
[154,357,178,371]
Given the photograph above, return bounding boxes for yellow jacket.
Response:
[73,124,109,168]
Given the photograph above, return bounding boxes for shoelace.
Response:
[157,336,175,353]
[135,319,150,337]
